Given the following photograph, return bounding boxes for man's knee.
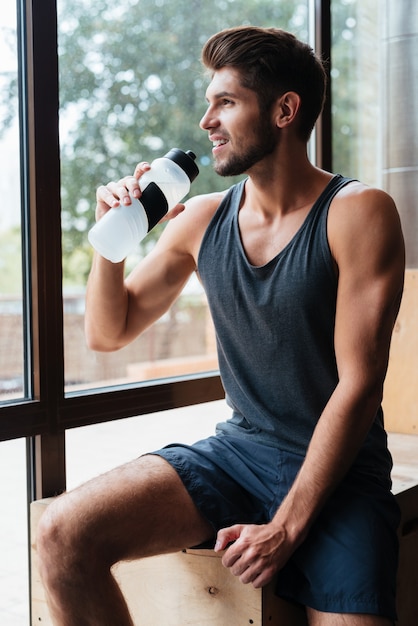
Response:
[36,497,68,588]
[36,492,105,588]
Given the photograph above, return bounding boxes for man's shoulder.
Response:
[333,179,395,207]
[328,179,403,261]
[330,179,398,223]
[160,188,230,262]
[187,189,229,211]
[179,189,230,229]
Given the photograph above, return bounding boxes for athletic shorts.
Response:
[151,434,400,620]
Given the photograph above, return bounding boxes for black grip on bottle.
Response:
[140,182,169,232]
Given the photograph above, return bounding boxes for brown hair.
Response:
[202,26,327,142]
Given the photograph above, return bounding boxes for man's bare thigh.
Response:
[306,607,393,626]
[43,454,214,564]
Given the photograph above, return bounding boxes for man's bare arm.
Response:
[85,170,223,351]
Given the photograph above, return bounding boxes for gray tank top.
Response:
[198,176,393,479]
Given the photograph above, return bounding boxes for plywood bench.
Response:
[31,481,418,625]
[31,498,307,625]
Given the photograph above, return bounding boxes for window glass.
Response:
[0,439,29,625]
[331,0,382,185]
[0,4,25,402]
[331,0,418,435]
[58,0,309,393]
[66,399,229,488]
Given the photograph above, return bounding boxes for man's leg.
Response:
[306,608,394,626]
[36,454,214,626]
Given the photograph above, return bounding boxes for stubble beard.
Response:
[214,119,278,177]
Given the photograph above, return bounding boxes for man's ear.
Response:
[273,91,301,129]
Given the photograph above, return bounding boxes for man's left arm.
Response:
[215,184,405,588]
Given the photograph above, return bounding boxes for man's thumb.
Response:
[214,524,243,552]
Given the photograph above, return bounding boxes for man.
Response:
[37,26,405,625]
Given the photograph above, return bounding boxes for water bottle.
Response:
[88,148,199,263]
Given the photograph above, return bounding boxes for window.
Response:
[0,3,25,402]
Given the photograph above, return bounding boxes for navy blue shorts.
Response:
[151,434,400,620]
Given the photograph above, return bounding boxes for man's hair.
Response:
[201,26,327,142]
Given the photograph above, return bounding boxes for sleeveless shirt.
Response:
[197,175,392,478]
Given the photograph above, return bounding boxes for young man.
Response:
[37,26,405,625]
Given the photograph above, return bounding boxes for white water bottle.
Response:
[88,148,199,263]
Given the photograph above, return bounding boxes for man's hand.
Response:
[94,161,185,223]
[214,522,296,588]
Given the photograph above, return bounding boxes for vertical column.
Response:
[382,0,418,267]
[380,0,418,433]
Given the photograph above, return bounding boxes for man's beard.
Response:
[214,119,278,177]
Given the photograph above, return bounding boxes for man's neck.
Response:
[244,152,331,218]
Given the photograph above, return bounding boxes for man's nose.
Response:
[199,107,217,130]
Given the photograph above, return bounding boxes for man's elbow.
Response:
[84,325,127,353]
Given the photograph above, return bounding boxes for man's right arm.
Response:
[85,239,195,352]
[85,171,223,352]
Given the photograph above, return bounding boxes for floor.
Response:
[1,400,417,625]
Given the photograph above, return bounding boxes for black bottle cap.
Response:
[163,148,199,183]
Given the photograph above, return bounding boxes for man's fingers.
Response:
[237,559,276,588]
[134,161,151,178]
[214,524,243,552]
[96,185,121,208]
[96,179,137,208]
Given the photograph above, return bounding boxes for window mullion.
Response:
[313,0,332,171]
[26,0,65,495]
[27,0,64,410]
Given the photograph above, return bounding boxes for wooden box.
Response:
[31,498,307,625]
[32,486,418,625]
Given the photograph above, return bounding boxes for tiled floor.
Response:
[1,400,417,625]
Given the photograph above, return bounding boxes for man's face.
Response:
[200,67,279,177]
